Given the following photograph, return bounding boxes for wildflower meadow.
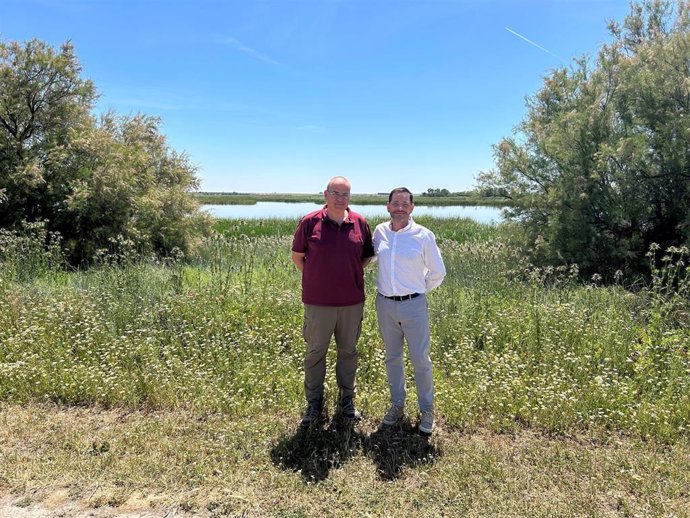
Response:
[1,217,689,516]
[2,217,689,441]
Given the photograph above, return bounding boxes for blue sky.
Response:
[2,0,631,194]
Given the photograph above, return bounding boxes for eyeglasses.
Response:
[327,190,350,198]
[389,202,411,209]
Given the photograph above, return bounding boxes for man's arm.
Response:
[292,251,306,272]
[424,233,446,292]
[361,220,375,268]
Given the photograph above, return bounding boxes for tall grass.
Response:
[1,219,688,442]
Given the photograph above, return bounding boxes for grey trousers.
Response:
[302,303,364,406]
[375,293,434,412]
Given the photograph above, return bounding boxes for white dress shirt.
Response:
[373,218,446,296]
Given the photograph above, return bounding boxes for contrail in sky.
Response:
[218,35,280,66]
[505,27,560,60]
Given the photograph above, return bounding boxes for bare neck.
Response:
[390,218,409,232]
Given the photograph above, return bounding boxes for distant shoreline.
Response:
[193,192,512,207]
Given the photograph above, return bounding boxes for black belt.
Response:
[379,292,420,301]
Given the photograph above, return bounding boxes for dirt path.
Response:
[0,495,204,518]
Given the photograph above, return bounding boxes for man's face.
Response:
[387,192,414,223]
[324,180,351,211]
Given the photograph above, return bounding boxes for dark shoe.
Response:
[383,404,405,426]
[339,396,361,421]
[419,410,434,435]
[300,402,323,428]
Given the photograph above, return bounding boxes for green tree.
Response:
[422,188,451,197]
[64,113,210,262]
[0,39,95,224]
[478,0,690,278]
[0,39,209,264]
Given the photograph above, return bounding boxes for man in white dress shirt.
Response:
[373,187,446,434]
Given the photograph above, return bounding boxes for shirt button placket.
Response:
[391,231,398,294]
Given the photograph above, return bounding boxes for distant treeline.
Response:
[193,192,512,207]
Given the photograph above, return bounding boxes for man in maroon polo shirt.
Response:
[291,176,374,427]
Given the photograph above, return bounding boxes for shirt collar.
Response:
[320,205,351,223]
[388,218,413,232]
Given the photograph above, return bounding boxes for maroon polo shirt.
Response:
[292,206,374,306]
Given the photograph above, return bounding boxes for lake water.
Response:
[204,202,505,224]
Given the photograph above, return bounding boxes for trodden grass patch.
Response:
[1,403,690,517]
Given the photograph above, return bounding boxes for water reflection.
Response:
[204,202,504,224]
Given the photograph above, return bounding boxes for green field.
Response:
[1,217,689,516]
[193,192,512,207]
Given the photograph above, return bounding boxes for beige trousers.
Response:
[302,303,364,406]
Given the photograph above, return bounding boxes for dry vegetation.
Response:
[2,404,690,517]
